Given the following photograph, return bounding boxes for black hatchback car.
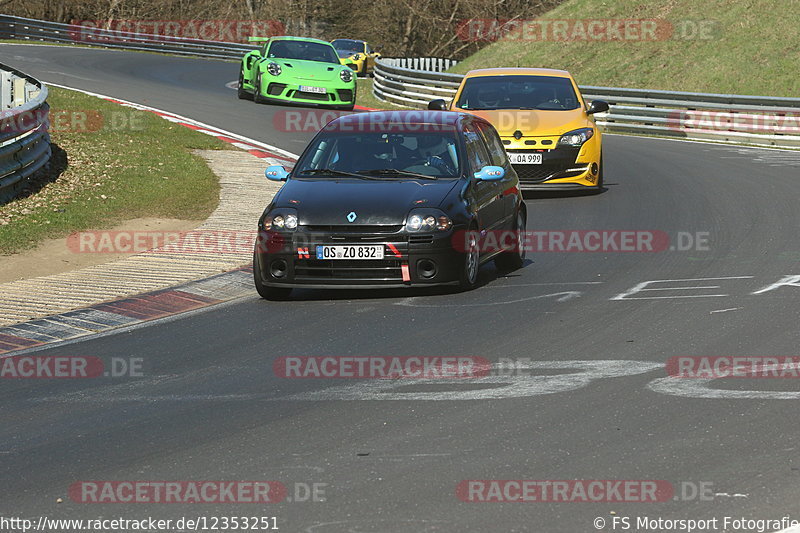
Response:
[253,110,526,299]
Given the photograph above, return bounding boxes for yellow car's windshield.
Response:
[456,75,580,111]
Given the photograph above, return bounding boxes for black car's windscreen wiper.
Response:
[297,168,381,180]
[357,168,439,180]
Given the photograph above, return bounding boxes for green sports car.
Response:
[238,36,357,110]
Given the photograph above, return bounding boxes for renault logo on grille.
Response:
[513,130,523,140]
[347,211,357,222]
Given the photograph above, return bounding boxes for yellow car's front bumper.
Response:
[502,133,602,189]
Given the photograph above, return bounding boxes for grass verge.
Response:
[356,78,407,110]
[450,0,800,96]
[0,86,229,254]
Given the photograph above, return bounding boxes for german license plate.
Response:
[299,85,327,94]
[316,245,384,260]
[508,152,543,164]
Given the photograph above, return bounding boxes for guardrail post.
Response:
[0,71,11,110]
[12,77,27,106]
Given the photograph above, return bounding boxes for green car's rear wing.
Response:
[247,37,272,43]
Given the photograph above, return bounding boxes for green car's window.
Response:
[267,41,339,64]
[296,132,462,179]
[456,75,580,111]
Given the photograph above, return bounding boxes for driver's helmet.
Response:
[417,135,448,157]
[477,87,502,108]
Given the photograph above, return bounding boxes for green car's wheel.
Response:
[254,72,265,104]
[237,70,251,100]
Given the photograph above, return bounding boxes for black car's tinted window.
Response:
[476,122,509,167]
[456,75,580,111]
[296,131,462,178]
[463,127,492,173]
[268,40,339,64]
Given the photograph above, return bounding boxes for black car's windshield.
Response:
[267,40,340,64]
[295,131,462,179]
[456,75,580,111]
[332,39,364,53]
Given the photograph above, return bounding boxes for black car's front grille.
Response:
[267,83,286,96]
[337,89,354,102]
[305,225,403,234]
[294,259,403,281]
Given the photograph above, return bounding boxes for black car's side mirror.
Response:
[428,99,448,111]
[586,100,610,115]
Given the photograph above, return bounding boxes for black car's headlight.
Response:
[405,209,452,232]
[263,208,298,231]
[558,127,594,147]
[267,62,282,76]
[339,69,354,83]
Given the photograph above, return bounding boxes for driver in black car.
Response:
[416,135,457,174]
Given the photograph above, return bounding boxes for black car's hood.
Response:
[274,178,460,226]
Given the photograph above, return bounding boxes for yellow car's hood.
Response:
[455,108,589,137]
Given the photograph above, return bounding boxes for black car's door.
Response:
[464,125,505,232]
[476,121,519,226]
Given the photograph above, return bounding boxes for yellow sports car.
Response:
[331,39,380,76]
[429,68,609,190]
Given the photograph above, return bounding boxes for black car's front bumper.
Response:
[254,227,464,289]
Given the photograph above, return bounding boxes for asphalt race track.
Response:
[3,45,800,532]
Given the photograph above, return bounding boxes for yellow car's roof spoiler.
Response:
[247,37,271,42]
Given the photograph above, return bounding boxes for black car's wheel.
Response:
[237,69,251,100]
[253,72,265,104]
[495,209,526,271]
[458,227,480,291]
[253,252,292,300]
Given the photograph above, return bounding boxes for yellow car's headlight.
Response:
[558,128,594,147]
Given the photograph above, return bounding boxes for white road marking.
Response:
[396,291,581,308]
[611,276,754,300]
[710,307,742,314]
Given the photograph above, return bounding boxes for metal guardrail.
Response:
[0,62,51,203]
[374,58,800,149]
[0,15,255,60]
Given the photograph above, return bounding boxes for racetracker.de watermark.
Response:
[66,230,261,254]
[274,356,491,379]
[68,19,285,44]
[456,18,718,42]
[667,109,800,134]
[69,481,287,504]
[456,480,715,502]
[274,109,546,133]
[0,109,145,135]
[451,230,710,253]
[666,356,800,378]
[0,356,142,379]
